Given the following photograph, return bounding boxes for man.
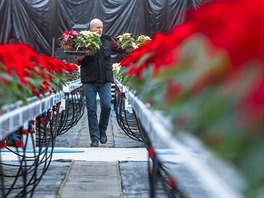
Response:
[75,18,125,147]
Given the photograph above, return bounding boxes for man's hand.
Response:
[74,55,85,65]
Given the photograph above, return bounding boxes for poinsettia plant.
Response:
[59,30,79,50]
[59,30,101,51]
[74,30,101,51]
[116,33,151,53]
[0,43,79,107]
[116,33,137,53]
[135,34,151,46]
[117,0,264,197]
[112,63,122,81]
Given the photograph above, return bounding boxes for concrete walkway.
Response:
[59,161,122,198]
[33,107,154,198]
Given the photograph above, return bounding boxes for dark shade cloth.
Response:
[0,0,209,56]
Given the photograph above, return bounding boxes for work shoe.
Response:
[100,132,107,144]
[90,139,99,147]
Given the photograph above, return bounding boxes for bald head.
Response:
[90,18,103,36]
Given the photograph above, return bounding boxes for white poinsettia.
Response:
[75,30,102,51]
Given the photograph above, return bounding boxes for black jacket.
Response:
[80,34,114,83]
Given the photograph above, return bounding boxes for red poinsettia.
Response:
[117,0,264,196]
[59,30,79,50]
[0,43,36,85]
[120,41,153,76]
[121,0,264,81]
[120,22,194,78]
[0,43,79,106]
[188,0,264,67]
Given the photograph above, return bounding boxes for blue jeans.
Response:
[82,82,112,141]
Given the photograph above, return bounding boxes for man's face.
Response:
[90,21,103,37]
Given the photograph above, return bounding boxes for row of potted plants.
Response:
[116,0,264,197]
[0,30,150,108]
[0,43,79,108]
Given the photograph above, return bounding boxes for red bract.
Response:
[65,63,79,72]
[120,41,154,77]
[151,23,193,71]
[60,30,80,49]
[61,30,79,42]
[37,55,70,85]
[0,43,38,85]
[120,41,152,67]
[122,0,264,80]
[0,43,79,100]
[185,0,264,122]
[121,22,193,78]
[119,55,133,68]
[0,44,18,74]
[190,0,264,67]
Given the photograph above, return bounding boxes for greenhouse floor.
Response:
[30,106,167,198]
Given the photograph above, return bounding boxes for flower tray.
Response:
[64,50,95,56]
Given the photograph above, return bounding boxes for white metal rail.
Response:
[0,80,82,140]
[115,78,245,198]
